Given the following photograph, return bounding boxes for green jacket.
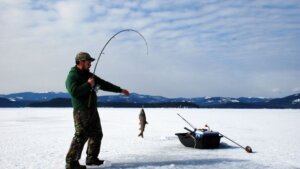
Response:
[66,66,122,110]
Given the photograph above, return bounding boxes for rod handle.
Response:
[88,93,92,108]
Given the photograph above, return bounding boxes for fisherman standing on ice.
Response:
[65,52,129,169]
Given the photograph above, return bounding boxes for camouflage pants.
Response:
[66,109,103,164]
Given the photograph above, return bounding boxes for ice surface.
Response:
[0,108,299,169]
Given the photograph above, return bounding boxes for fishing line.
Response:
[88,29,149,108]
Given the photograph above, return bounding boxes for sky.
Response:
[0,0,300,98]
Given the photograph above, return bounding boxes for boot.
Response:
[66,161,86,169]
[86,156,104,166]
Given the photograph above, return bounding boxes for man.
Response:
[65,52,129,169]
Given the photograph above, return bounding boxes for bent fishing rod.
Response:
[88,29,149,107]
[92,29,148,75]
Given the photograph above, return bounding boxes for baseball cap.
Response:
[75,52,95,62]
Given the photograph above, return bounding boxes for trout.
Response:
[138,108,148,138]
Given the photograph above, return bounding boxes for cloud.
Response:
[293,87,300,93]
[0,0,300,97]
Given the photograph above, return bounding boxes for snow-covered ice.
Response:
[0,108,299,169]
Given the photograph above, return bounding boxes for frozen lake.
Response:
[0,108,299,169]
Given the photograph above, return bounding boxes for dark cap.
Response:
[75,52,95,62]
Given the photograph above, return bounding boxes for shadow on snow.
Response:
[88,143,251,168]
[89,158,248,169]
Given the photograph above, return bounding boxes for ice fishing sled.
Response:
[176,114,253,152]
[175,129,222,149]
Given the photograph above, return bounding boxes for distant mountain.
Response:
[98,93,272,106]
[0,92,69,101]
[263,93,300,108]
[0,92,299,108]
[99,93,169,103]
[0,98,20,107]
[28,98,72,107]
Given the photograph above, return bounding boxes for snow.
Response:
[8,98,16,102]
[230,99,240,103]
[0,108,299,169]
[292,99,300,104]
[220,98,234,103]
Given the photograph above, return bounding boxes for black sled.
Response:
[175,128,222,149]
[176,114,252,152]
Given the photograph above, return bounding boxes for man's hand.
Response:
[122,89,130,96]
[88,77,95,87]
